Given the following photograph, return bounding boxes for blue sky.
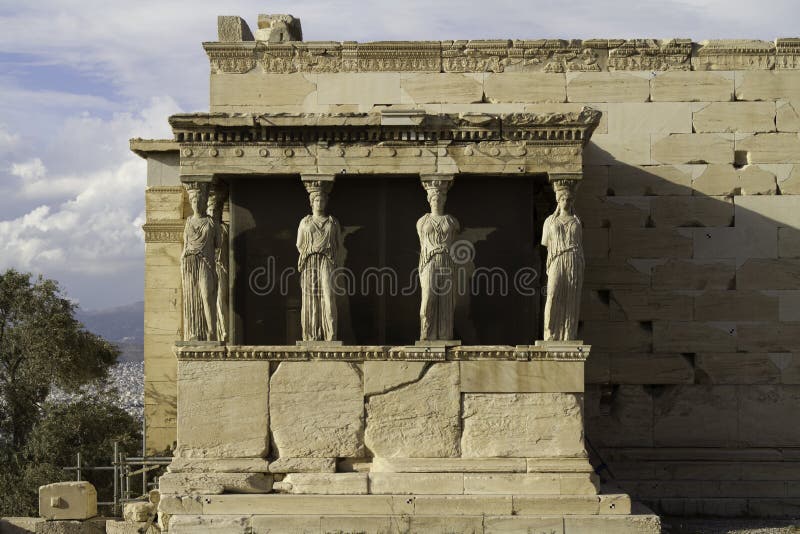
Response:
[0,0,799,310]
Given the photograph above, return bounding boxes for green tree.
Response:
[0,269,119,450]
[0,269,137,516]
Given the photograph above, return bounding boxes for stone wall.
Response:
[139,35,800,517]
[141,153,183,454]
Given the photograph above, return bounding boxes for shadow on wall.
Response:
[231,174,555,346]
[579,143,800,518]
[143,381,177,457]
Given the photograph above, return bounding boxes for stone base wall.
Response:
[157,353,667,532]
[170,356,589,468]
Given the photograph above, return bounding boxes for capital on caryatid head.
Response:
[547,172,582,190]
[301,174,336,196]
[419,174,455,194]
[181,173,216,184]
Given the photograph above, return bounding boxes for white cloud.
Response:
[0,97,181,307]
[10,158,46,181]
[0,158,145,275]
[0,124,19,154]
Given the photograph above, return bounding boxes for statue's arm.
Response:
[296,218,306,251]
[181,219,190,257]
[416,215,426,239]
[214,220,222,251]
[416,215,427,269]
[541,217,551,248]
[333,218,344,267]
[296,218,307,270]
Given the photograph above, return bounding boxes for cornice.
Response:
[173,343,590,362]
[203,38,800,73]
[168,109,602,146]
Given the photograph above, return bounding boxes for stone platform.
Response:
[164,494,660,533]
[159,343,660,532]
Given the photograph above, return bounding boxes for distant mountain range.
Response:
[76,301,144,363]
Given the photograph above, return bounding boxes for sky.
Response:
[0,0,799,310]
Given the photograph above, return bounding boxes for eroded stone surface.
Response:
[365,363,460,458]
[461,393,585,458]
[270,361,364,458]
[269,457,336,473]
[123,501,155,522]
[273,473,368,495]
[158,472,273,494]
[363,361,427,395]
[176,361,269,458]
[168,457,269,473]
[39,481,98,521]
[158,494,203,515]
[169,515,250,534]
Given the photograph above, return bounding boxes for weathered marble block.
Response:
[365,362,461,458]
[176,360,270,458]
[39,481,97,521]
[159,472,273,494]
[270,361,364,457]
[461,393,586,458]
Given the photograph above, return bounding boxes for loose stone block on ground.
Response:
[38,482,97,521]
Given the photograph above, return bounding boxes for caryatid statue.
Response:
[296,178,342,342]
[208,185,229,343]
[418,178,460,341]
[181,182,218,341]
[541,180,585,341]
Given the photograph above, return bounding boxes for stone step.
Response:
[181,494,631,516]
[169,511,661,534]
[371,457,595,473]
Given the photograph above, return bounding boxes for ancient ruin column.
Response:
[542,173,584,341]
[417,174,460,343]
[208,182,230,342]
[180,177,218,342]
[297,174,342,343]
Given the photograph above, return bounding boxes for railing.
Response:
[63,441,171,515]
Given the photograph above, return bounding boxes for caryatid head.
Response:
[303,180,333,217]
[553,180,578,217]
[207,185,228,221]
[423,179,452,216]
[184,182,209,217]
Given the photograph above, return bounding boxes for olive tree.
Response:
[0,269,119,450]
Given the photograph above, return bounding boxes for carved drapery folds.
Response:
[181,182,218,341]
[418,176,459,342]
[208,183,230,342]
[297,175,342,342]
[542,177,584,342]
